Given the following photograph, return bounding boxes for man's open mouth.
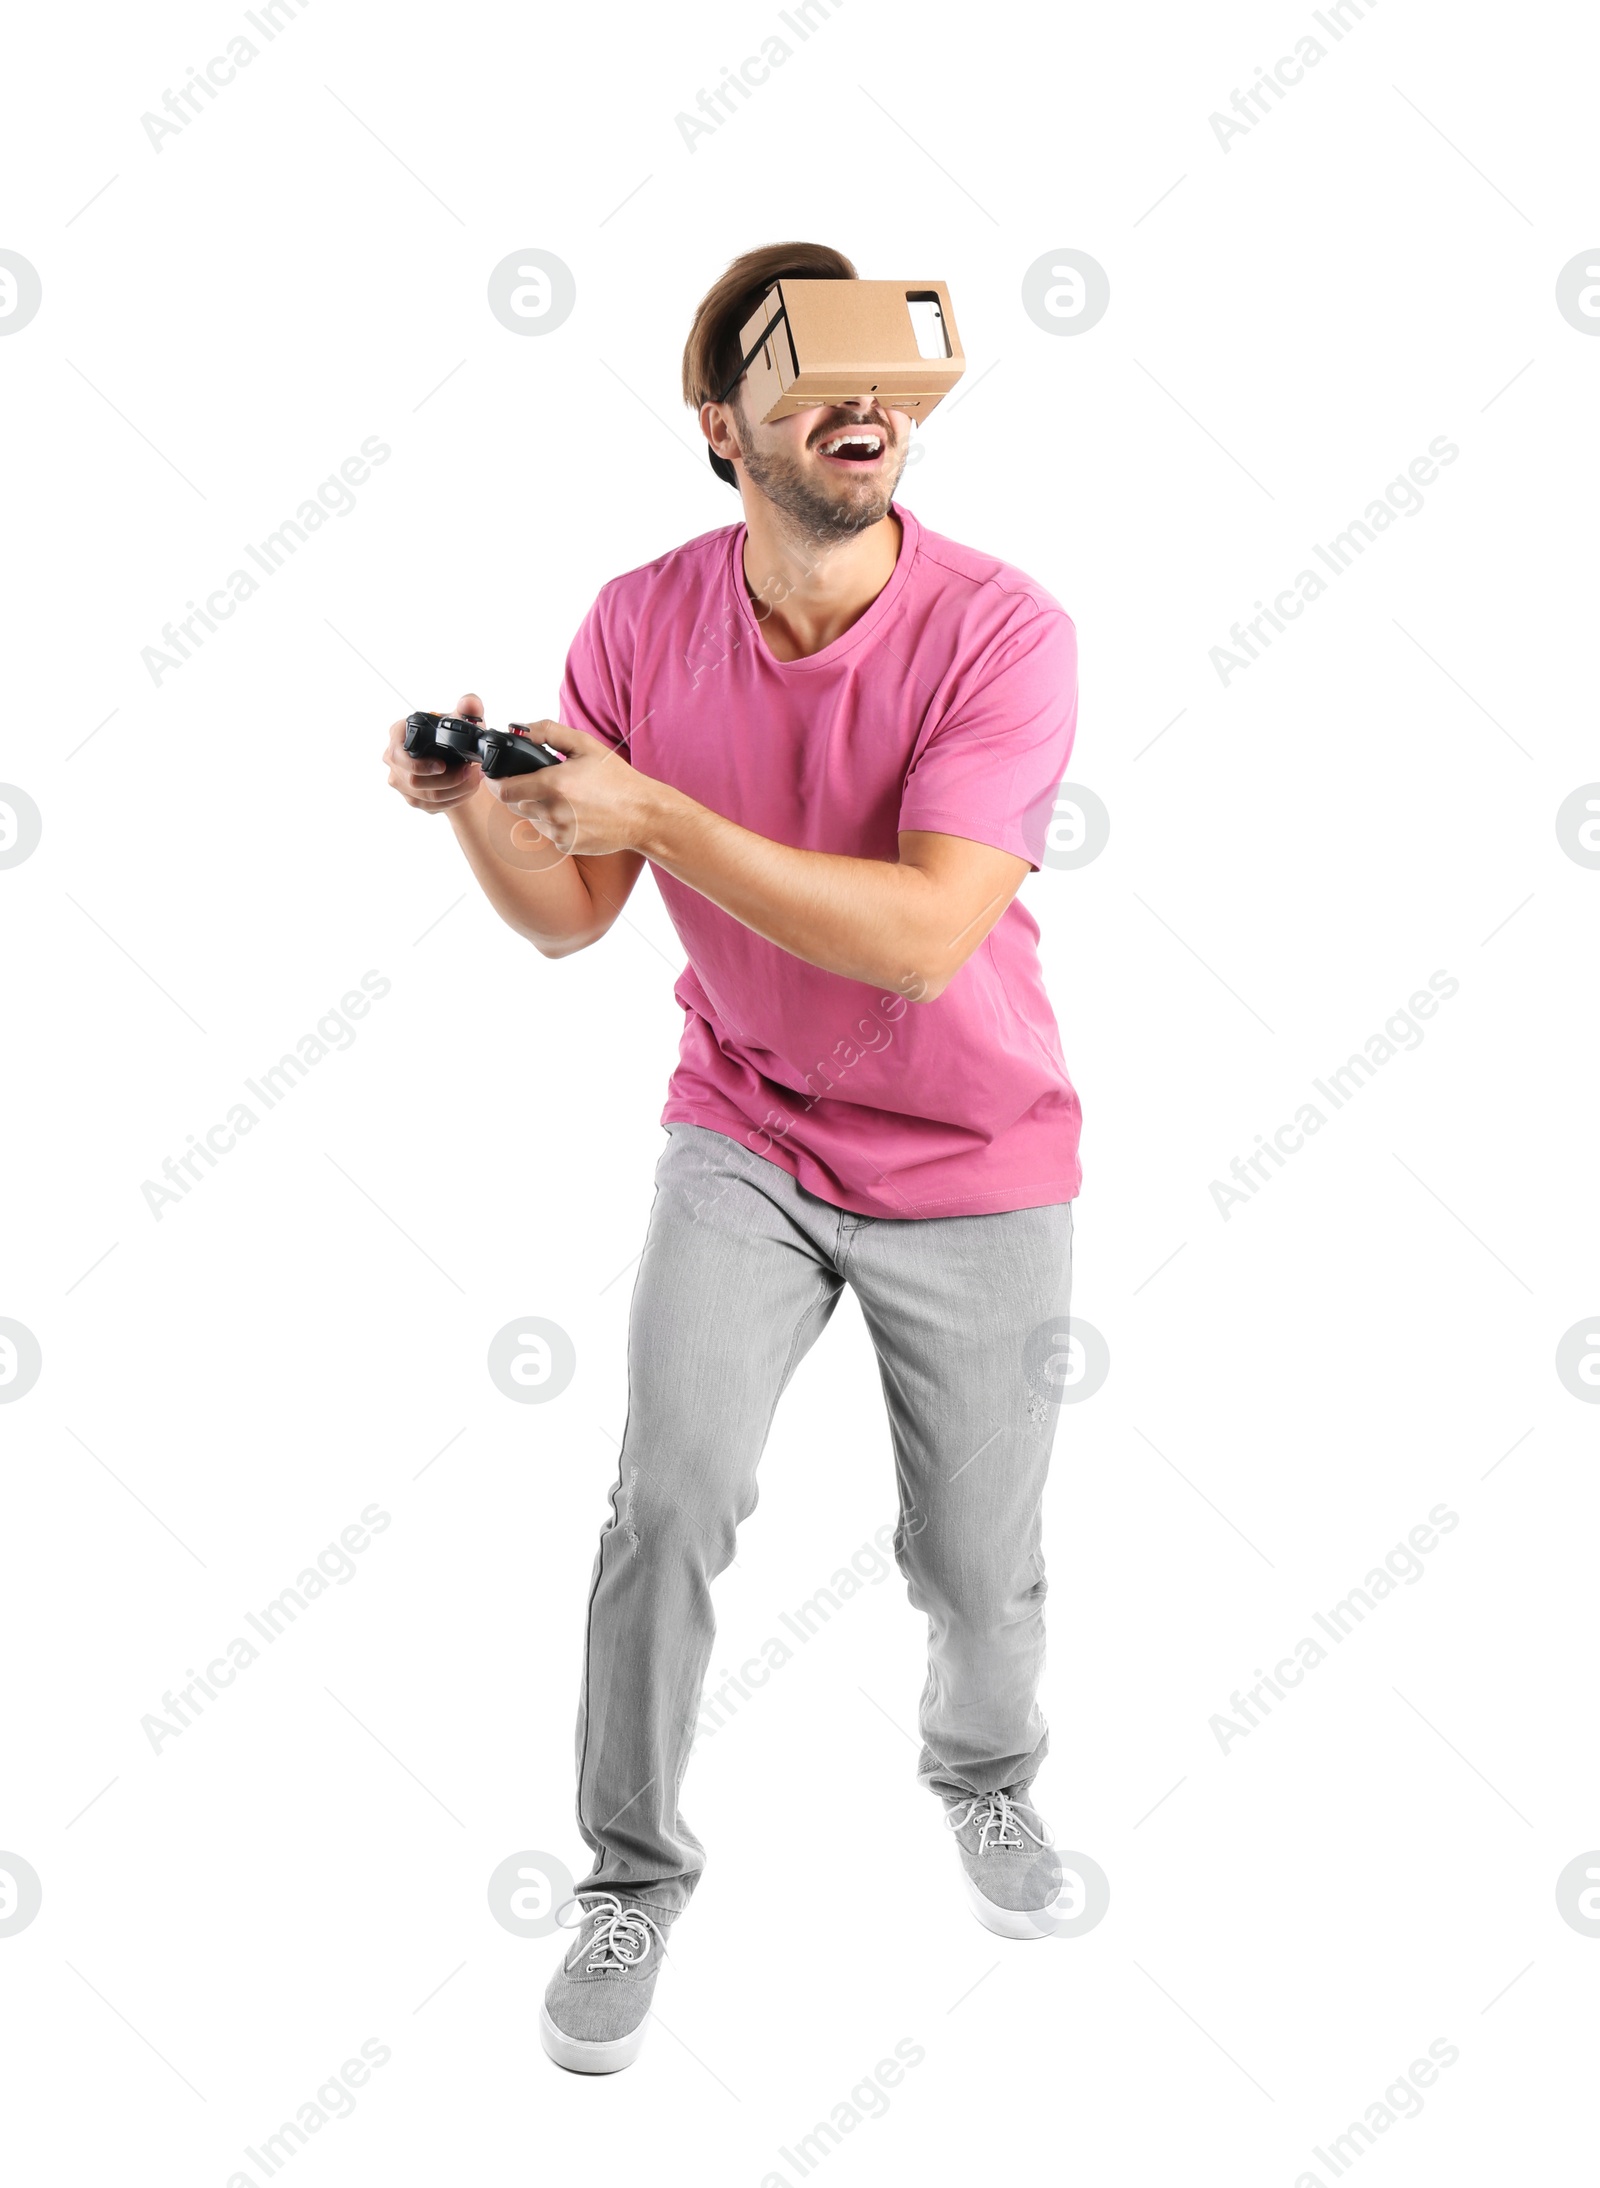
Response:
[814,427,886,466]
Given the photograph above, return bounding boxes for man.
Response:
[381,241,1082,2075]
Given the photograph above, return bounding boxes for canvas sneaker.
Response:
[944,1788,1063,1939]
[540,1890,671,2074]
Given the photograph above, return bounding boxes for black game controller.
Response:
[404,712,564,778]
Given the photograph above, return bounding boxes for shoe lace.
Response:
[557,1890,668,1974]
[945,1790,1054,1856]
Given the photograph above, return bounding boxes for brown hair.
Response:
[681,241,857,487]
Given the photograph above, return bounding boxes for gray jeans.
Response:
[573,1122,1075,1918]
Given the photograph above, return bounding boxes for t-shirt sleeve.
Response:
[557,588,633,757]
[897,607,1078,871]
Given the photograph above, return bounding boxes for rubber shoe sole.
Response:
[958,1863,1055,1940]
[539,2002,652,2074]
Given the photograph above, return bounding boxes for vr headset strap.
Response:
[715,297,793,407]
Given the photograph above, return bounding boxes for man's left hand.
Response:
[480,720,659,859]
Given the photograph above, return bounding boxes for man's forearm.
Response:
[448,786,606,954]
[633,780,950,997]
[474,725,1024,990]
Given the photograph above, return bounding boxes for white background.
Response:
[2,0,1597,2180]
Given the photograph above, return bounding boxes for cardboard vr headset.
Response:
[719,278,965,423]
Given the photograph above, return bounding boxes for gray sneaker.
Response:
[540,1891,671,2074]
[944,1789,1063,1939]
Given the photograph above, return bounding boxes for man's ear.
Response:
[702,399,743,469]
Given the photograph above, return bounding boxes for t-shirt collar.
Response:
[729,499,921,671]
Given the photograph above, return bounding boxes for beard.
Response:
[736,408,908,545]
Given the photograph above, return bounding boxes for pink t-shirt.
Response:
[558,500,1082,1219]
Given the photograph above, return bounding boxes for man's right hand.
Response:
[382,691,486,813]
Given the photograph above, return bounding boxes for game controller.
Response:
[404,712,565,778]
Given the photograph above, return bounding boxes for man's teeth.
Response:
[820,432,882,458]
